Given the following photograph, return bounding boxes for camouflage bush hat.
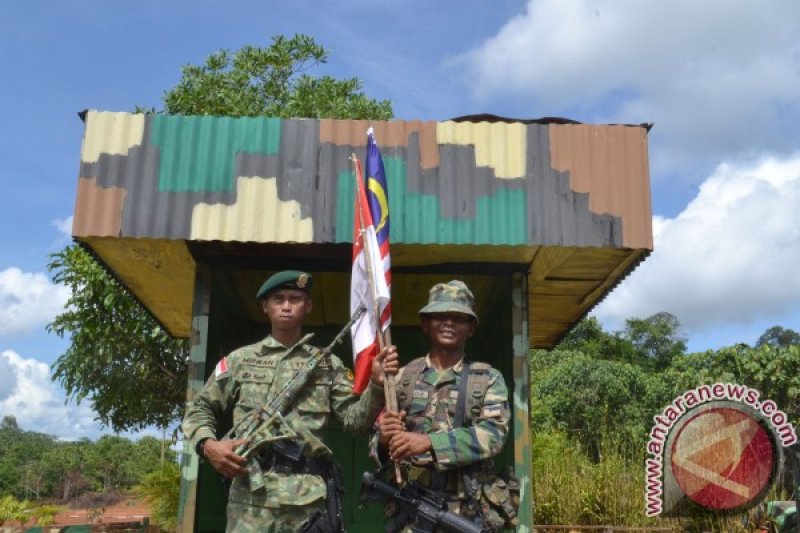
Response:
[418,280,478,323]
[256,270,313,300]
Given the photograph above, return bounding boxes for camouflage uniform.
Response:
[370,355,510,530]
[183,335,385,532]
[367,281,511,531]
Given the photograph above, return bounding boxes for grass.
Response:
[531,431,779,532]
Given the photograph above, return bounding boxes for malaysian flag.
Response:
[365,128,392,332]
[349,148,391,393]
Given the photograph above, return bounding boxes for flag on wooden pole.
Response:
[350,155,390,393]
[365,127,392,333]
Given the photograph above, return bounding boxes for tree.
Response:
[756,325,800,348]
[162,34,392,120]
[91,436,136,490]
[556,317,640,367]
[532,352,671,458]
[43,441,95,501]
[49,33,393,432]
[129,436,177,474]
[668,343,800,423]
[48,246,188,432]
[0,422,57,499]
[622,312,687,370]
[0,417,19,432]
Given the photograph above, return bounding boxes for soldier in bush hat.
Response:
[183,270,399,532]
[368,280,516,531]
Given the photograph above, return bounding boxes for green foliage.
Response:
[532,351,670,455]
[0,495,30,524]
[756,325,800,348]
[532,432,661,526]
[558,313,687,370]
[31,504,60,526]
[668,343,800,423]
[132,436,178,477]
[533,319,800,528]
[162,34,393,120]
[556,317,639,364]
[47,244,189,431]
[0,422,57,499]
[532,432,750,531]
[623,312,687,370]
[1,416,19,431]
[0,422,174,504]
[133,462,180,532]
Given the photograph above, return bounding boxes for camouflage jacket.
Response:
[370,355,510,477]
[183,334,385,508]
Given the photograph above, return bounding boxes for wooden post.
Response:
[177,265,211,533]
[512,271,533,529]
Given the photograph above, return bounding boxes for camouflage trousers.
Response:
[226,498,325,533]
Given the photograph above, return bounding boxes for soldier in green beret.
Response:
[182,270,399,532]
[369,280,514,532]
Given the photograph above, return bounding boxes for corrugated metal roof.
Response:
[75,112,650,249]
[72,111,653,346]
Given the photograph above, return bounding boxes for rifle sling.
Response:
[454,362,471,428]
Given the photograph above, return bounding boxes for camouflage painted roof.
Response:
[72,111,653,346]
[74,112,651,248]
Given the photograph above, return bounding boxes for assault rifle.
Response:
[360,471,491,533]
[221,307,365,491]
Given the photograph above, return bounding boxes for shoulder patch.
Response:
[345,368,354,382]
[214,357,230,380]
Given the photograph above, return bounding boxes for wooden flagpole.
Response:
[352,154,402,484]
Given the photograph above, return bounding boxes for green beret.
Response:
[256,270,313,300]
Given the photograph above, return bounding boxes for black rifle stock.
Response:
[361,471,490,533]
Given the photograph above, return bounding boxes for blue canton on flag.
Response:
[365,128,392,331]
[366,129,390,248]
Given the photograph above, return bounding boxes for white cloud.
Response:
[458,0,800,175]
[0,267,71,337]
[51,215,73,240]
[0,349,99,440]
[594,153,800,336]
[0,353,14,400]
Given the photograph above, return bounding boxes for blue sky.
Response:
[1,0,799,441]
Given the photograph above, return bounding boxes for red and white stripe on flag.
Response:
[350,159,391,394]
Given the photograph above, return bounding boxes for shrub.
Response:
[133,462,180,531]
[531,431,754,531]
[0,495,31,524]
[31,504,60,526]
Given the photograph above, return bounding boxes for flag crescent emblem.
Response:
[367,177,389,233]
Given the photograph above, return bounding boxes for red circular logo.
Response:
[670,407,775,510]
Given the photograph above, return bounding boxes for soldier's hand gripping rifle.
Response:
[221,307,366,490]
[360,471,491,533]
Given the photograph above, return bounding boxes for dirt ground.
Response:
[2,499,151,530]
[52,498,151,526]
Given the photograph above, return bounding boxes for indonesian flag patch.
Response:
[214,357,230,380]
